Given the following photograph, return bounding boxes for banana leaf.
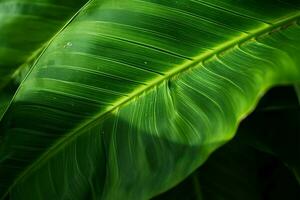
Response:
[0,0,89,88]
[154,86,300,200]
[153,132,300,200]
[0,0,300,199]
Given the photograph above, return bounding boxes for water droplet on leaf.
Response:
[64,42,73,48]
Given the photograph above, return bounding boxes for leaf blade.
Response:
[0,1,300,199]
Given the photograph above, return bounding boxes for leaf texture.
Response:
[0,0,88,89]
[0,0,300,199]
[0,92,11,119]
[154,128,300,200]
[154,87,300,200]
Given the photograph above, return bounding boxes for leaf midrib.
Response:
[2,10,300,198]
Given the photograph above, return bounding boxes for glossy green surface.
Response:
[0,0,88,88]
[0,0,300,199]
[154,86,300,200]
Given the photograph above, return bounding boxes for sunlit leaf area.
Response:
[0,0,299,199]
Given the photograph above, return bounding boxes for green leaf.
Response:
[154,86,300,200]
[153,130,300,200]
[0,0,300,199]
[238,86,300,183]
[0,92,11,119]
[0,0,89,89]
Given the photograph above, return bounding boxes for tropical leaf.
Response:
[238,86,300,183]
[0,92,11,118]
[0,0,300,199]
[0,0,89,89]
[154,86,300,200]
[154,126,300,200]
[0,0,91,120]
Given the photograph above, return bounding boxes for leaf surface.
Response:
[0,0,88,89]
[154,128,300,200]
[0,0,300,199]
[154,86,300,200]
